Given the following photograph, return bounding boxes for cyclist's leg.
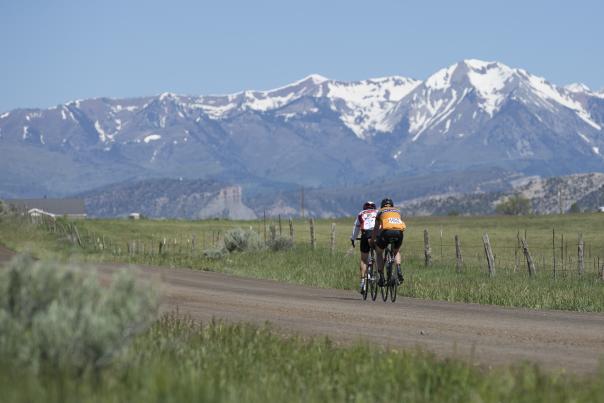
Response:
[359,233,372,292]
[359,251,368,291]
[392,231,404,281]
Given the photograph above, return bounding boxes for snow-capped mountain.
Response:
[1,59,603,198]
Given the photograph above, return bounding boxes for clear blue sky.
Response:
[1,0,602,112]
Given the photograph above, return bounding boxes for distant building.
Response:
[128,212,141,220]
[599,206,604,213]
[7,198,87,219]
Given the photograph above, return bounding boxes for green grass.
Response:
[1,214,603,311]
[2,314,603,403]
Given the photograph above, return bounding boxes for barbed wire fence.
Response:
[20,212,604,279]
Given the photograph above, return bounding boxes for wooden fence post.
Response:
[440,228,443,261]
[454,234,462,273]
[423,229,432,267]
[561,234,564,273]
[330,223,336,254]
[263,210,267,243]
[482,233,495,277]
[289,217,295,241]
[520,237,536,277]
[552,229,556,278]
[269,223,276,242]
[514,231,519,272]
[278,215,282,236]
[73,225,82,248]
[309,218,316,249]
[578,233,584,275]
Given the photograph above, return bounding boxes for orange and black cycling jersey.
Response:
[375,206,406,231]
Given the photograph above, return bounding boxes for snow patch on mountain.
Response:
[464,60,514,115]
[522,73,601,129]
[565,83,591,93]
[95,120,114,143]
[578,132,591,144]
[326,77,420,137]
[144,134,161,143]
[0,112,9,119]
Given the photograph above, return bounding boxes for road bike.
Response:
[361,245,378,301]
[357,237,379,301]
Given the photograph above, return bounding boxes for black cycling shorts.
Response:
[360,230,373,253]
[376,229,404,250]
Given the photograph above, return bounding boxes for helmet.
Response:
[380,198,393,208]
[363,201,376,210]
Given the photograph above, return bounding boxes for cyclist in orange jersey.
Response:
[371,198,406,286]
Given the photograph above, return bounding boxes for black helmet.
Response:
[380,198,393,208]
[363,201,376,210]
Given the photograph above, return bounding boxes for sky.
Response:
[0,0,603,112]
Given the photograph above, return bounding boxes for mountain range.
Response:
[1,59,603,216]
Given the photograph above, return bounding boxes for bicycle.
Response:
[379,238,400,302]
[358,238,378,301]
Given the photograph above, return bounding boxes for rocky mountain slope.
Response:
[398,173,604,215]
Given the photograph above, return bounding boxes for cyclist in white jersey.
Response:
[350,201,378,293]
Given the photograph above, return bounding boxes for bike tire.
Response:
[389,281,398,302]
[369,266,378,301]
[362,270,369,300]
[382,248,393,302]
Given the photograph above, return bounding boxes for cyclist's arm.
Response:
[351,215,361,240]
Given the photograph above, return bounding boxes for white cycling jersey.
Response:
[350,209,377,240]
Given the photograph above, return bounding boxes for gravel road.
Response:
[2,245,603,373]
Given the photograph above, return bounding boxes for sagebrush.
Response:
[0,254,158,374]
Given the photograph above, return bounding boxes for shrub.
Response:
[202,247,227,259]
[0,200,12,217]
[0,254,158,375]
[267,236,294,251]
[223,228,262,252]
[495,194,531,215]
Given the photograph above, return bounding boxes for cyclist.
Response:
[371,198,406,286]
[350,201,377,293]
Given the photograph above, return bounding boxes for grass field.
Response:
[1,213,603,311]
[2,314,603,403]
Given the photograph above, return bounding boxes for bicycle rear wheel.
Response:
[387,244,398,302]
[361,269,369,300]
[389,279,398,302]
[368,251,378,301]
[381,249,392,302]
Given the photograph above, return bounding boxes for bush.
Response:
[0,254,158,375]
[495,194,531,215]
[267,236,294,251]
[223,228,262,252]
[0,200,12,217]
[202,247,227,259]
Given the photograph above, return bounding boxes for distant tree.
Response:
[0,200,12,217]
[568,203,581,214]
[447,210,460,216]
[495,194,531,215]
